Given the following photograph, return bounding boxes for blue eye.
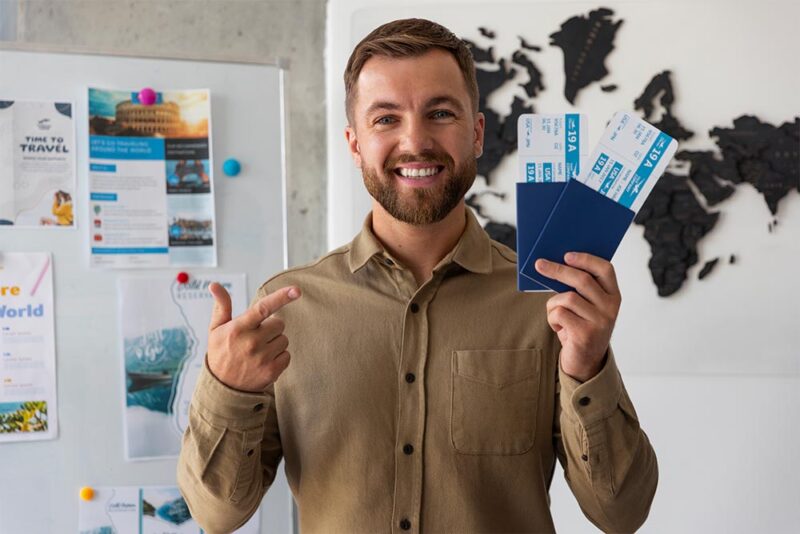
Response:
[376,116,396,125]
[432,110,454,119]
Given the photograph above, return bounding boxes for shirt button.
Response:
[405,373,416,384]
[403,443,414,455]
[247,448,255,457]
[399,519,411,530]
[581,454,589,461]
[385,258,394,266]
[578,396,591,406]
[410,303,419,313]
[253,403,264,412]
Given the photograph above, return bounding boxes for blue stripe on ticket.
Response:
[619,132,673,208]
[526,162,536,182]
[600,161,623,195]
[543,162,553,183]
[565,113,580,179]
[592,153,609,175]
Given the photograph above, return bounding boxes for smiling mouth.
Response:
[393,165,445,178]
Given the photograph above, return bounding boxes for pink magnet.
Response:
[138,87,157,106]
[176,272,189,284]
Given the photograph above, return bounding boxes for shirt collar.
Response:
[347,208,493,275]
[347,212,384,273]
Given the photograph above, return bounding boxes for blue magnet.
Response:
[223,158,241,177]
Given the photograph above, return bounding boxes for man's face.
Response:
[345,48,485,226]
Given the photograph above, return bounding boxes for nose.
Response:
[398,116,435,155]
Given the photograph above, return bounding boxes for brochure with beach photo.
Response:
[88,87,217,268]
[118,273,246,460]
[0,252,58,443]
[0,100,76,228]
[78,485,260,533]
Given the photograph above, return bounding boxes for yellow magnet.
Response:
[79,486,95,501]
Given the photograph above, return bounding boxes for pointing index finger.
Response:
[239,286,301,329]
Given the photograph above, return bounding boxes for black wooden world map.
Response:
[463,7,800,297]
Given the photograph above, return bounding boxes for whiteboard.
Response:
[0,46,293,533]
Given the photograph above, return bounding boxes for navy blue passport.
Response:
[518,180,635,293]
[515,182,566,291]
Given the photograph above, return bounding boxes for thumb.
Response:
[208,282,233,331]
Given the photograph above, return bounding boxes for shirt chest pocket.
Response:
[450,348,542,455]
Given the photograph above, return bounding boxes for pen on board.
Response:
[30,255,50,296]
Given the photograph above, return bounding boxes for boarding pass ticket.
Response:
[577,111,678,213]
[517,113,588,183]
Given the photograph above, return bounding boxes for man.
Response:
[178,18,657,534]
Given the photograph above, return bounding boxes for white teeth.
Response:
[398,166,439,178]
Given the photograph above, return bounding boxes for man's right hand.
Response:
[206,282,301,392]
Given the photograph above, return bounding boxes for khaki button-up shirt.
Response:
[178,208,657,534]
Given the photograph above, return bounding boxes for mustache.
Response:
[384,150,455,173]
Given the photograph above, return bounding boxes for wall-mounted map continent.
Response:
[465,32,541,248]
[633,172,720,296]
[464,37,537,188]
[635,70,799,294]
[634,70,695,142]
[549,7,623,104]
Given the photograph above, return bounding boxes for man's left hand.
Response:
[534,252,621,382]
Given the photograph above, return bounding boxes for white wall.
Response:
[326,0,800,531]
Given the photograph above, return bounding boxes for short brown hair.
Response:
[344,18,479,124]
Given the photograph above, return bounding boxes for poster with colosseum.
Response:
[87,87,216,268]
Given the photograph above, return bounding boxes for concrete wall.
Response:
[0,1,17,40]
[9,0,328,267]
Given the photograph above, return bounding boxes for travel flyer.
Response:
[0,252,58,443]
[78,485,260,534]
[88,87,217,268]
[0,100,76,228]
[118,273,246,460]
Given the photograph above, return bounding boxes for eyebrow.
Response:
[364,101,401,117]
[364,95,466,117]
[424,96,465,112]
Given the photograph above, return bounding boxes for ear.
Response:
[344,125,362,168]
[473,111,485,158]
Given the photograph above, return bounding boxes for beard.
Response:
[362,149,477,226]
